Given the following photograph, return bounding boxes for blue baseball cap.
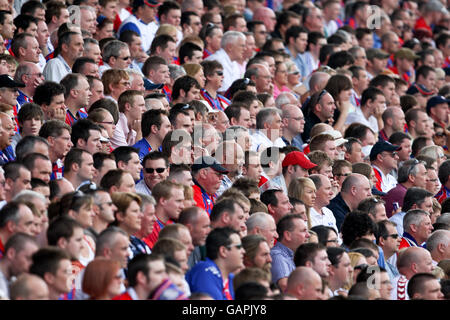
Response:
[427,95,450,113]
[132,0,160,10]
[370,141,401,162]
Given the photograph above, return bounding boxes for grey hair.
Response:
[403,209,429,233]
[102,40,128,63]
[14,62,33,83]
[397,159,425,184]
[126,68,143,81]
[436,213,450,224]
[246,212,271,232]
[418,145,444,162]
[83,37,99,51]
[256,107,281,130]
[426,230,450,253]
[169,64,186,80]
[136,193,156,207]
[275,92,295,109]
[221,31,246,48]
[13,190,46,203]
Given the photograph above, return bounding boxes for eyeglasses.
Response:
[116,56,131,61]
[335,173,351,177]
[289,71,300,75]
[216,70,223,76]
[326,239,338,243]
[386,234,399,239]
[383,151,398,158]
[145,167,166,174]
[100,121,115,125]
[405,159,423,177]
[27,72,44,77]
[354,264,368,271]
[119,81,131,87]
[226,243,243,250]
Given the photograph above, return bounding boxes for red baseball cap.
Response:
[282,151,317,169]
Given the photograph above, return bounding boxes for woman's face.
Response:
[326,230,339,247]
[352,256,368,284]
[75,203,95,228]
[338,88,352,102]
[274,63,288,86]
[106,269,123,299]
[195,69,206,87]
[301,186,316,208]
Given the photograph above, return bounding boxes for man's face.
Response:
[47,259,73,295]
[318,93,336,120]
[260,216,278,248]
[255,66,272,93]
[22,36,41,63]
[79,152,95,181]
[316,177,334,207]
[82,63,99,78]
[146,260,168,293]
[112,47,131,69]
[159,41,177,64]
[414,214,434,243]
[323,140,338,160]
[110,233,130,268]
[383,223,401,255]
[82,129,102,154]
[288,218,310,249]
[331,252,352,288]
[191,210,211,246]
[31,158,52,183]
[395,138,411,162]
[228,203,247,236]
[36,20,50,48]
[144,158,169,190]
[9,241,39,276]
[201,167,223,195]
[431,103,449,123]
[84,43,102,64]
[66,33,85,62]
[75,78,92,108]
[244,155,263,181]
[380,150,399,171]
[185,86,200,102]
[163,187,185,220]
[371,203,387,222]
[300,273,323,300]
[346,142,364,163]
[294,32,308,54]
[415,250,434,274]
[64,227,85,260]
[252,241,272,273]
[52,128,73,159]
[421,71,436,91]
[312,249,331,277]
[9,168,32,196]
[236,108,252,128]
[0,13,15,39]
[0,87,19,106]
[151,64,170,84]
[225,233,245,273]
[271,191,293,222]
[416,279,444,300]
[89,79,104,105]
[417,196,434,216]
[0,115,14,148]
[81,9,97,35]
[14,204,35,236]
[354,177,372,203]
[253,24,268,48]
[123,152,142,182]
[175,112,193,134]
[163,9,181,26]
[378,271,393,300]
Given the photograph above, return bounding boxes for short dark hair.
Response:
[171,76,200,100]
[64,148,88,173]
[205,227,239,260]
[403,187,433,212]
[438,160,450,185]
[389,132,411,146]
[17,103,44,126]
[72,57,96,74]
[71,119,101,147]
[210,198,239,224]
[149,34,176,56]
[285,25,308,44]
[29,247,71,278]
[361,87,384,107]
[369,74,395,89]
[47,216,83,246]
[127,253,165,287]
[15,136,49,162]
[100,169,128,190]
[407,273,438,299]
[178,42,202,65]
[260,189,282,208]
[327,51,355,69]
[33,81,65,106]
[326,246,346,266]
[341,210,377,247]
[112,146,139,166]
[311,225,338,247]
[277,214,303,242]
[141,109,169,138]
[294,243,326,267]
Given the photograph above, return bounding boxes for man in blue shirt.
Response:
[186,227,244,300]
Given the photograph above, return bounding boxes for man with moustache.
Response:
[242,234,272,274]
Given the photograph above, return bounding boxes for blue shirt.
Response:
[285,47,308,82]
[186,258,235,300]
[270,242,295,285]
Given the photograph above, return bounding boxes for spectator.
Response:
[285,266,323,300]
[408,273,444,300]
[370,140,401,193]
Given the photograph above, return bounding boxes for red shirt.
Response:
[414,17,432,33]
[143,217,173,249]
[113,291,133,300]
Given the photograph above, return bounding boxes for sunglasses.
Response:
[354,264,368,271]
[216,70,223,76]
[335,173,351,177]
[145,167,166,174]
[226,243,243,250]
[387,234,399,239]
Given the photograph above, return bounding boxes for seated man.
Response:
[186,227,244,300]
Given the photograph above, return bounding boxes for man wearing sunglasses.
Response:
[376,220,402,282]
[99,40,132,77]
[135,152,169,196]
[370,140,401,193]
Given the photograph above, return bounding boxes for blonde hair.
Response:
[288,177,316,229]
[183,63,202,78]
[111,192,141,215]
[101,69,129,95]
[156,24,177,38]
[418,145,444,162]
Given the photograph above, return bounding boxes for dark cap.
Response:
[406,83,434,96]
[366,48,390,61]
[192,156,229,174]
[144,78,164,90]
[133,0,160,10]
[426,95,450,113]
[394,48,419,61]
[370,141,401,161]
[282,151,317,169]
[0,74,25,88]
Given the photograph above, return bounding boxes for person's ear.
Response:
[57,237,67,249]
[378,236,385,247]
[136,270,147,285]
[44,271,55,285]
[305,260,312,268]
[6,247,15,260]
[117,160,127,170]
[219,245,228,258]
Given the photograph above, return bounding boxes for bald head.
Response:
[253,7,276,32]
[341,173,368,193]
[276,92,298,108]
[309,72,330,93]
[397,247,433,275]
[286,266,323,300]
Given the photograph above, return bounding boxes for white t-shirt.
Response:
[310,207,338,234]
